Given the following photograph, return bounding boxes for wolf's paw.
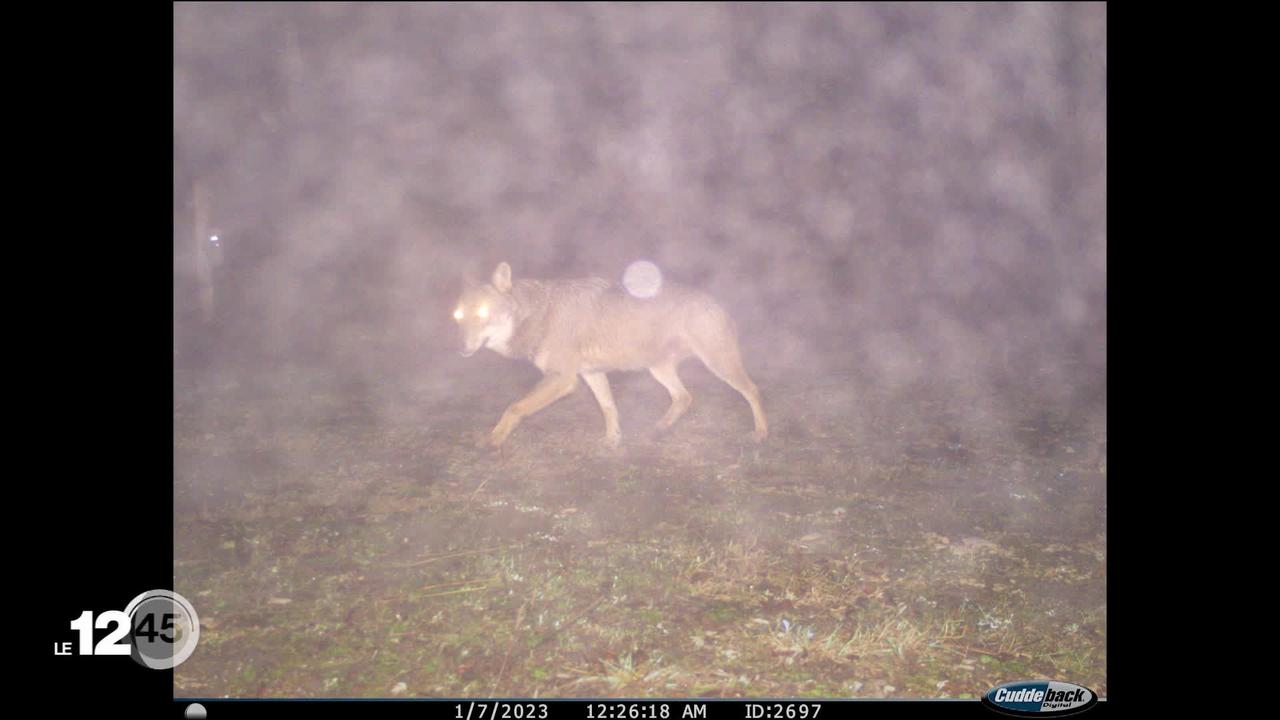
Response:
[475,432,504,450]
[752,427,769,444]
[601,433,622,451]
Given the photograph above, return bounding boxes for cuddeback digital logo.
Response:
[982,680,1098,716]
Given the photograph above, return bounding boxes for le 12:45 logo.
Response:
[55,590,201,669]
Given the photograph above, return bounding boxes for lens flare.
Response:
[623,260,663,299]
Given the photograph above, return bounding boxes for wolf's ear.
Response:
[492,262,512,293]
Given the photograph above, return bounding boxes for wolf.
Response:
[453,262,768,449]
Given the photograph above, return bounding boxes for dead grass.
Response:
[174,363,1105,698]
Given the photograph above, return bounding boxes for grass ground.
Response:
[174,354,1105,698]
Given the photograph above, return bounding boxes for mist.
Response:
[175,1,1103,394]
[174,2,1105,698]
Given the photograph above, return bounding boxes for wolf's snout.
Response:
[460,334,484,357]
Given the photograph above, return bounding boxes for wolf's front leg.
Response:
[480,372,580,448]
[581,371,621,448]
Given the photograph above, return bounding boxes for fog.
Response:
[174,2,1105,413]
[174,4,1106,696]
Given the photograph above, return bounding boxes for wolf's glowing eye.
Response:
[477,305,489,319]
[453,308,464,321]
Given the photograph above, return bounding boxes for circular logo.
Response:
[982,680,1098,716]
[123,590,201,669]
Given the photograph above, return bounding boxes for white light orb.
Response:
[622,260,663,299]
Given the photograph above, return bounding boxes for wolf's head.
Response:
[453,261,517,357]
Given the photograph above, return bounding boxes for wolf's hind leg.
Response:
[693,342,768,443]
[649,363,693,431]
